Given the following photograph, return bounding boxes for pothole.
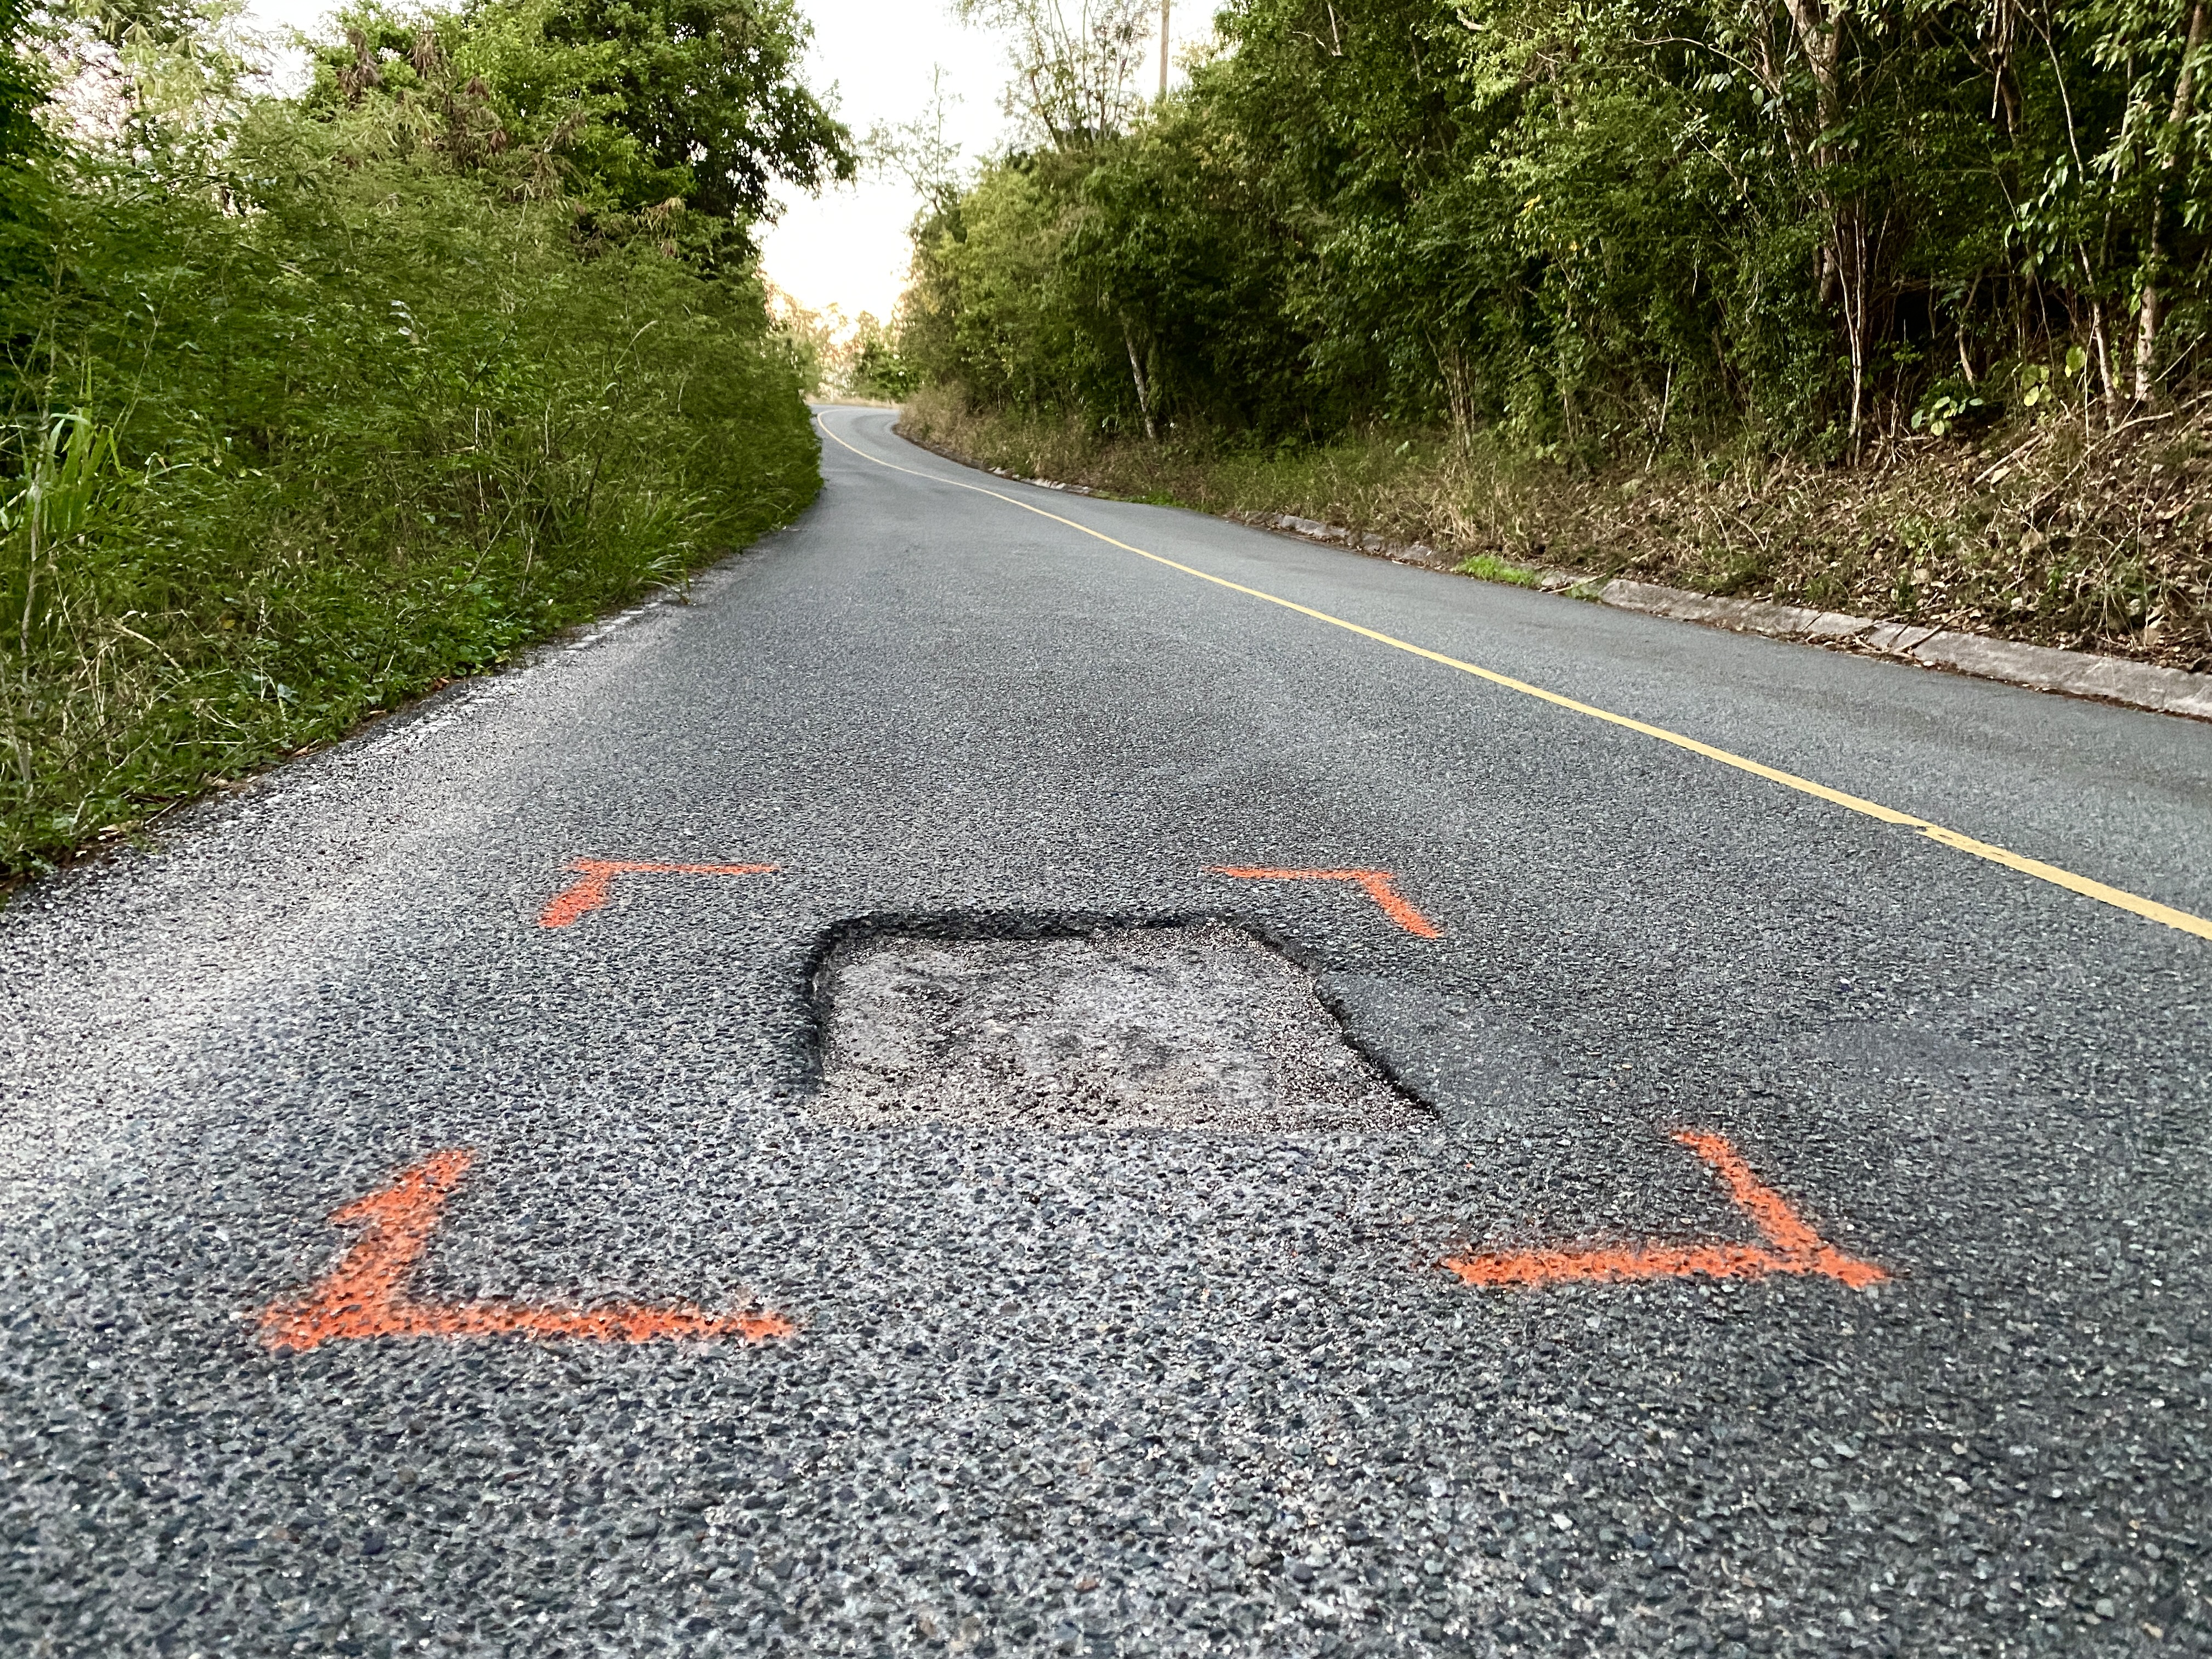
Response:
[809,920,1431,1132]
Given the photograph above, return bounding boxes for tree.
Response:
[910,0,2212,452]
[956,0,1154,146]
[540,0,853,222]
[306,0,854,242]
[866,65,967,215]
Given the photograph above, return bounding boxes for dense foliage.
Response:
[0,0,38,166]
[906,0,2212,455]
[0,0,849,874]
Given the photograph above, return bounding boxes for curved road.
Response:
[4,406,2208,1656]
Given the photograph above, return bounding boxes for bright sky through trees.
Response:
[759,0,1214,325]
[238,0,1214,325]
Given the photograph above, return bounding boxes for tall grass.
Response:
[0,117,818,874]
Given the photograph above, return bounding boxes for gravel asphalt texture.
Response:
[811,922,1429,1133]
[2,404,2209,1658]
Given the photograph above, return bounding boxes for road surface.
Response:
[3,405,2208,1657]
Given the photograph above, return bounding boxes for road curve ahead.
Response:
[4,404,2209,1657]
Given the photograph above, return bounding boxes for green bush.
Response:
[0,0,845,874]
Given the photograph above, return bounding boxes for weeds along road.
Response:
[4,403,2210,1658]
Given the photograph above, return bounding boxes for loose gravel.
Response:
[812,921,1430,1133]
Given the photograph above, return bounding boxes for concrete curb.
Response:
[941,448,2212,724]
[1242,511,2212,725]
[1588,577,2212,722]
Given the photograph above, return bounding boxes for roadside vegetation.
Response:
[901,385,2212,665]
[887,0,2212,672]
[0,0,850,877]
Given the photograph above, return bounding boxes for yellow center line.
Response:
[816,411,2212,944]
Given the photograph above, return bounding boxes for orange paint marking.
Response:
[258,1150,795,1353]
[539,859,777,928]
[1442,1131,1888,1291]
[1206,866,1442,938]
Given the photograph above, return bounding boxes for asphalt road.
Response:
[4,404,2209,1659]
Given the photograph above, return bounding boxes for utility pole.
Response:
[1158,0,1170,98]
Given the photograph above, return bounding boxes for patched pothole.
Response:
[809,921,1431,1133]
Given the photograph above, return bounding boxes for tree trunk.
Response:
[1433,337,1476,450]
[2079,246,2119,425]
[1780,0,1878,455]
[1124,324,1157,442]
[2138,0,2207,403]
[1956,272,1981,385]
[1834,204,1873,459]
[2136,234,2162,405]
[1782,0,1845,143]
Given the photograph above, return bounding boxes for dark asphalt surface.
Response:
[3,404,2209,1658]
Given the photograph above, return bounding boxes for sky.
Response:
[755,0,1015,329]
[236,0,1221,331]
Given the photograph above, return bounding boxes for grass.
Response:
[1454,554,1543,588]
[900,383,2212,674]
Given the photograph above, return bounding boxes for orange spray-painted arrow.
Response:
[1442,1131,1887,1290]
[539,860,778,928]
[259,1150,794,1352]
[1206,866,1442,938]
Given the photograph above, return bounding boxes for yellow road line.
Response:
[816,412,2212,944]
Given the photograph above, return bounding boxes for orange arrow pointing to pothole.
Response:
[259,1150,794,1352]
[1206,866,1442,938]
[1442,1131,1887,1290]
[538,859,778,928]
